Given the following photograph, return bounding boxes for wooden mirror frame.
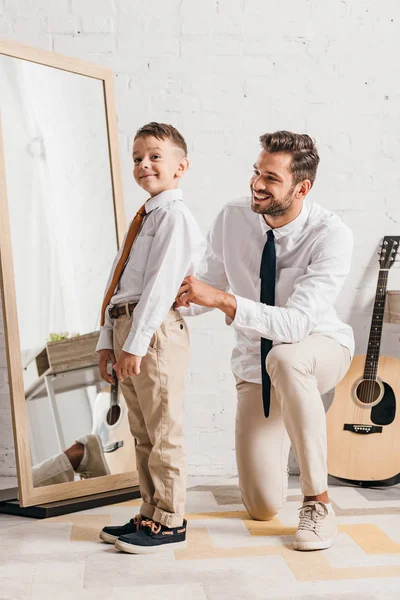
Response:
[0,39,139,506]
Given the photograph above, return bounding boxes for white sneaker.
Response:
[293,501,337,551]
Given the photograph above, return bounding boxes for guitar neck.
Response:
[364,269,388,380]
[110,370,119,406]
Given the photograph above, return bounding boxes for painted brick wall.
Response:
[1,0,400,476]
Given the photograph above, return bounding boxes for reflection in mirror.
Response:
[0,54,132,487]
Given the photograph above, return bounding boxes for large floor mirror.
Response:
[0,39,139,507]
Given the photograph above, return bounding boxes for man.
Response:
[175,131,353,551]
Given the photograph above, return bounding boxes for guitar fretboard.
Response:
[363,270,388,380]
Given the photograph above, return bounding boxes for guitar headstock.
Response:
[379,236,400,270]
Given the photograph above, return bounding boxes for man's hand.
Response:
[175,276,223,308]
[113,350,142,382]
[98,349,116,384]
[175,276,237,320]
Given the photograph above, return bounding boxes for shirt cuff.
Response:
[96,328,113,351]
[122,330,152,357]
[228,295,271,332]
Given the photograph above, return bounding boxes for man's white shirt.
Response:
[96,189,206,356]
[180,197,354,385]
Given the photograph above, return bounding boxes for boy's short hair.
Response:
[259,130,320,187]
[134,122,188,157]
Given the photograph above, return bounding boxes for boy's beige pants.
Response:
[114,309,189,528]
[235,334,351,521]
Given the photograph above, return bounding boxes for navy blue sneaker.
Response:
[99,514,144,544]
[115,518,187,554]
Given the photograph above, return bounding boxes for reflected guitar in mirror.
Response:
[326,236,400,486]
[0,44,138,501]
[92,369,136,475]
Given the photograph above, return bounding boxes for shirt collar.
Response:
[145,188,183,214]
[259,200,310,240]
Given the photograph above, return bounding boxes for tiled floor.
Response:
[1,476,400,599]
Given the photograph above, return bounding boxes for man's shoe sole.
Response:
[293,538,334,551]
[114,539,187,554]
[99,531,119,544]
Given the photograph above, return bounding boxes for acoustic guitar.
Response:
[326,235,400,486]
[92,370,137,475]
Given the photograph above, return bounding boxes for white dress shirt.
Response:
[181,197,354,384]
[96,189,206,356]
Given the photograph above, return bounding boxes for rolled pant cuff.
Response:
[140,501,156,520]
[152,507,184,528]
[301,482,329,497]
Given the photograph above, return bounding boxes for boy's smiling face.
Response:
[132,136,188,197]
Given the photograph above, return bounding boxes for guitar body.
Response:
[326,354,400,485]
[92,385,137,475]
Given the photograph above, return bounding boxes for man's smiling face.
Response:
[250,150,297,217]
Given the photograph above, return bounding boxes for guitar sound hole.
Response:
[356,380,381,405]
[107,405,121,426]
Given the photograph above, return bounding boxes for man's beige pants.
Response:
[114,309,189,528]
[32,453,74,487]
[235,334,351,521]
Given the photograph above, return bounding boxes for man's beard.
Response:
[251,186,295,217]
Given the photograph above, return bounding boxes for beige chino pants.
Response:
[235,334,351,520]
[32,452,74,487]
[113,309,190,528]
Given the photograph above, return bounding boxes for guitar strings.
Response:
[358,266,388,421]
[365,271,386,411]
[355,239,398,423]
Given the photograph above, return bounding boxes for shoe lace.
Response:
[298,501,328,533]
[132,514,143,531]
[141,519,162,535]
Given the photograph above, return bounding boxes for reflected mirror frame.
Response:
[0,39,138,507]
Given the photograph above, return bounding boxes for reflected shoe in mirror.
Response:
[99,514,144,544]
[115,518,187,554]
[75,434,111,479]
[293,501,337,551]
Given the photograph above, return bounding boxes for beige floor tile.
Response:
[30,560,85,596]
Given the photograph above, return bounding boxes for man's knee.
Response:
[266,343,308,379]
[247,505,279,521]
[242,490,284,521]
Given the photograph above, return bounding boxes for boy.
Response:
[96,122,205,554]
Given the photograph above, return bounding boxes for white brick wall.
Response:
[1,0,400,477]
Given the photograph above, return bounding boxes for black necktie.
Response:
[260,229,276,418]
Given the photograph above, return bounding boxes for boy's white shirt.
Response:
[96,189,206,356]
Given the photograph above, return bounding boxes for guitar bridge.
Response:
[343,424,382,434]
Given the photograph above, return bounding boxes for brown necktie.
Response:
[100,203,147,326]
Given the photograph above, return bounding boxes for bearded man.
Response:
[176,131,354,551]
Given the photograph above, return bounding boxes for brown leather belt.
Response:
[108,303,138,319]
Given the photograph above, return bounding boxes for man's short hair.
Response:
[259,130,320,187]
[134,122,188,156]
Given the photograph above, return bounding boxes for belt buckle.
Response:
[108,305,117,319]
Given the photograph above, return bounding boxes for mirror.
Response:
[0,40,139,506]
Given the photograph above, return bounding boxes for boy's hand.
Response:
[98,349,116,384]
[113,351,142,381]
